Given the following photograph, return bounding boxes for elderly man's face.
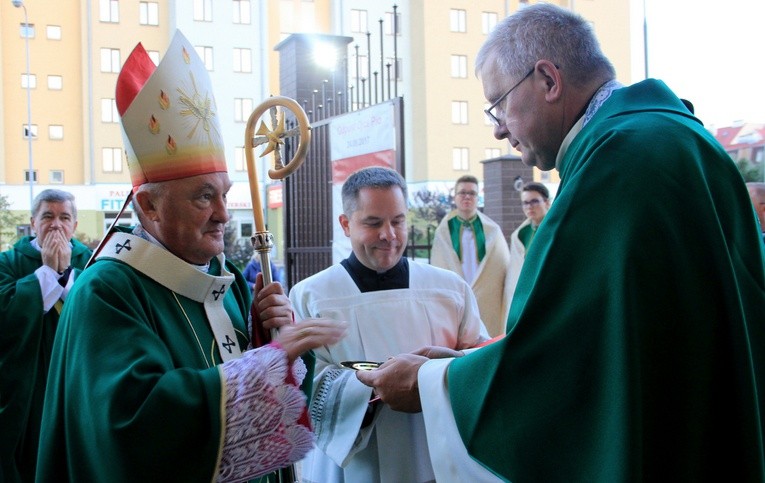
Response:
[147,172,232,265]
[481,59,561,171]
[31,200,77,245]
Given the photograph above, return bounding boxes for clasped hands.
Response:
[40,229,72,274]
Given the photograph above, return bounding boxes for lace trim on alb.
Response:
[217,345,313,482]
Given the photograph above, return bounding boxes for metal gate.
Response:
[283,98,405,287]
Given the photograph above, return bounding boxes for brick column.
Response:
[482,154,533,244]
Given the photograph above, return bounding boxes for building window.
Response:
[21,74,36,89]
[241,222,253,238]
[385,57,402,81]
[234,98,253,122]
[102,147,123,173]
[354,54,369,79]
[101,99,119,123]
[19,22,35,38]
[48,75,63,90]
[485,148,501,159]
[104,210,133,232]
[450,9,466,33]
[147,50,160,65]
[99,0,119,23]
[49,125,64,140]
[481,12,498,34]
[100,48,121,73]
[450,55,467,78]
[233,0,251,24]
[49,170,64,184]
[233,48,252,73]
[23,124,38,139]
[385,12,401,35]
[25,170,38,182]
[46,25,62,40]
[279,0,294,38]
[196,46,213,71]
[139,2,159,26]
[350,9,367,33]
[452,148,470,171]
[452,147,469,171]
[234,146,246,172]
[193,0,212,22]
[451,101,468,124]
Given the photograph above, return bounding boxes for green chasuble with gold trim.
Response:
[448,79,765,481]
[36,227,313,483]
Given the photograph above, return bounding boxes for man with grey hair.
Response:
[289,166,488,482]
[358,4,765,481]
[36,31,346,483]
[0,188,91,482]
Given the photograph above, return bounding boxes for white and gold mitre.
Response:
[115,30,227,189]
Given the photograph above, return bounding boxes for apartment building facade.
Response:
[0,0,634,248]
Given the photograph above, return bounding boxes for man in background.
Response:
[290,166,488,482]
[431,175,511,337]
[507,181,551,305]
[0,189,91,483]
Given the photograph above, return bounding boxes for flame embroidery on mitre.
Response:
[149,115,160,134]
[182,47,191,65]
[159,90,170,110]
[177,71,217,142]
[166,135,177,155]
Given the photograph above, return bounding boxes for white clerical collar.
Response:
[133,224,210,273]
[555,79,623,170]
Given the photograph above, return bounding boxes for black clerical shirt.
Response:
[340,252,409,293]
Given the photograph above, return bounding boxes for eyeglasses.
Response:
[484,68,535,126]
[456,190,478,198]
[522,199,543,207]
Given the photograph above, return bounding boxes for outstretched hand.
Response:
[276,319,347,363]
[356,353,428,413]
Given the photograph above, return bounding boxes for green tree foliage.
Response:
[407,188,453,260]
[224,222,252,271]
[0,193,25,249]
[735,158,764,182]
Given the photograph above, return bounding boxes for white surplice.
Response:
[289,261,489,483]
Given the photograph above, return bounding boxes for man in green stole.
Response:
[358,4,765,481]
[432,175,512,337]
[0,189,91,483]
[36,31,345,483]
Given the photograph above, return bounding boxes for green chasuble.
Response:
[448,79,765,481]
[0,236,91,483]
[36,227,312,482]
